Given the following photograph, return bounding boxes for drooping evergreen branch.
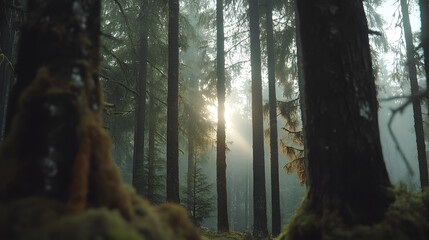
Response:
[383,90,429,176]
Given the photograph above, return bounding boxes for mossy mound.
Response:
[0,66,201,240]
[0,186,201,240]
[277,186,429,240]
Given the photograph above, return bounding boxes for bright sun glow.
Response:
[206,103,232,128]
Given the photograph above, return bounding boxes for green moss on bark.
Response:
[277,186,429,240]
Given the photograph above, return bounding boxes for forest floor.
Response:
[199,227,253,240]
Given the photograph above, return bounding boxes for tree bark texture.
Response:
[216,0,229,232]
[0,0,133,218]
[0,0,16,141]
[297,0,392,225]
[401,0,429,190]
[249,0,268,237]
[265,0,280,236]
[167,0,180,203]
[132,33,148,196]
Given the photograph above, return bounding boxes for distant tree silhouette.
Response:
[249,0,268,237]
[265,0,281,235]
[167,0,180,203]
[400,0,429,190]
[216,0,229,232]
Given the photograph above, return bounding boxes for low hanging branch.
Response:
[381,90,429,176]
[100,73,139,95]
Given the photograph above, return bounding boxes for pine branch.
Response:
[100,73,138,95]
[282,127,301,134]
[111,0,137,56]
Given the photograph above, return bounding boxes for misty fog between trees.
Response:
[1,0,429,239]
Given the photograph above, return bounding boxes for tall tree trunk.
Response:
[0,0,16,141]
[132,33,148,196]
[147,82,156,202]
[296,0,392,227]
[0,0,134,217]
[166,0,180,203]
[265,0,280,236]
[192,155,197,223]
[216,0,229,232]
[249,0,268,237]
[187,120,195,212]
[419,0,429,104]
[294,0,308,184]
[244,166,249,229]
[401,0,429,190]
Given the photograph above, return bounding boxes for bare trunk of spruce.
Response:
[166,0,180,203]
[401,0,429,190]
[147,80,156,202]
[244,167,249,229]
[216,0,229,232]
[132,33,148,196]
[265,0,280,236]
[192,156,197,224]
[296,0,392,228]
[187,122,194,212]
[186,74,197,214]
[249,0,268,237]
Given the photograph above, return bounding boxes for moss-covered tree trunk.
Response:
[216,0,229,232]
[265,0,280,236]
[0,0,132,217]
[401,0,429,190]
[249,0,268,237]
[0,0,16,141]
[294,0,392,232]
[0,1,205,239]
[167,0,180,203]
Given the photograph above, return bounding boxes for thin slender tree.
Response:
[400,0,429,190]
[294,0,307,181]
[249,0,268,237]
[265,0,280,236]
[166,0,180,203]
[132,31,148,196]
[147,79,156,202]
[216,0,229,232]
[1,0,16,140]
[418,0,429,102]
[187,76,196,213]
